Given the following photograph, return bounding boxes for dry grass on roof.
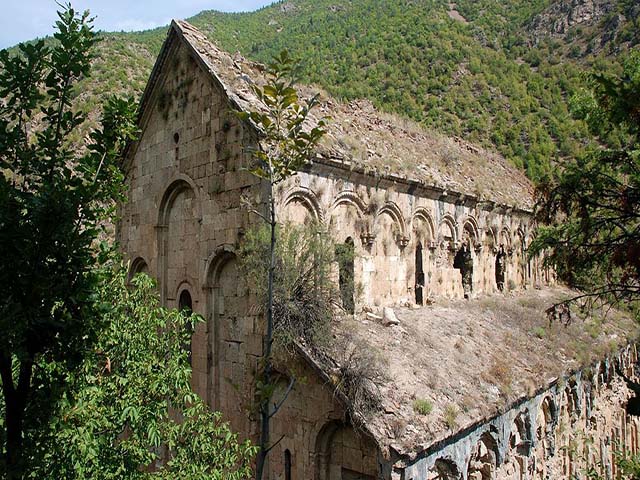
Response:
[327,287,639,458]
[175,20,534,209]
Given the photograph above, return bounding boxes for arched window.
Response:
[127,257,149,285]
[179,290,193,312]
[178,289,193,365]
[284,449,292,480]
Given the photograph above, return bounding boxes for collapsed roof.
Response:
[304,287,638,460]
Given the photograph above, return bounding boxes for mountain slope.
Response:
[63,0,638,180]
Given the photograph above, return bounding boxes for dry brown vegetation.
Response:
[333,287,639,457]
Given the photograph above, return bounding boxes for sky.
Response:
[0,0,275,49]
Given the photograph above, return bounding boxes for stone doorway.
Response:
[495,247,506,291]
[415,242,425,305]
[453,243,473,298]
[336,237,355,314]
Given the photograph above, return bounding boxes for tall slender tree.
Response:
[237,51,326,480]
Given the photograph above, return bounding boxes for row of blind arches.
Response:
[334,237,511,311]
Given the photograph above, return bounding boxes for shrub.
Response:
[413,398,433,415]
[239,222,337,356]
[533,326,546,338]
[444,404,459,430]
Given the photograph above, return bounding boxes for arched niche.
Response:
[564,379,581,421]
[536,396,557,460]
[438,215,457,248]
[329,191,366,244]
[484,226,498,251]
[468,431,500,480]
[157,176,202,226]
[128,256,149,284]
[282,187,325,224]
[496,410,533,480]
[412,208,436,245]
[511,410,533,457]
[372,202,408,302]
[314,421,378,480]
[499,227,512,252]
[459,216,480,249]
[412,209,436,304]
[374,202,408,251]
[203,246,250,432]
[157,176,200,305]
[428,458,463,480]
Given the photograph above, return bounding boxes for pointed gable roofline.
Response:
[138,20,260,129]
[124,20,264,167]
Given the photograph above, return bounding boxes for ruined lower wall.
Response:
[395,345,639,480]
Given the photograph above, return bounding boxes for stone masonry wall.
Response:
[118,38,265,434]
[276,162,551,310]
[118,38,381,480]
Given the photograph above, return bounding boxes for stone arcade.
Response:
[118,20,640,480]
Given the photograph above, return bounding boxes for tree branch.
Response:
[269,377,296,420]
[264,435,286,456]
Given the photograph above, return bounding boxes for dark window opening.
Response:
[453,243,473,298]
[178,289,193,365]
[173,132,180,143]
[336,237,355,314]
[285,449,292,480]
[495,247,506,292]
[415,242,425,305]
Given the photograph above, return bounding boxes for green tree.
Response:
[0,5,138,477]
[531,51,640,312]
[30,267,256,479]
[237,50,326,480]
[1,5,257,478]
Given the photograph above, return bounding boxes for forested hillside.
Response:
[61,0,640,180]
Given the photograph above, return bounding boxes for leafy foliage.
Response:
[238,50,326,183]
[587,450,640,479]
[27,267,256,480]
[239,222,336,357]
[0,5,138,477]
[532,51,640,311]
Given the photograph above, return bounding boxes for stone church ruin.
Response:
[118,20,640,480]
